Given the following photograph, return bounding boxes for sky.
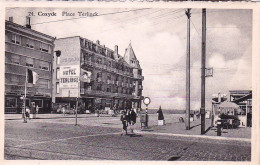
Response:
[5,8,252,110]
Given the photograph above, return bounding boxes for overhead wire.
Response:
[55,9,186,37]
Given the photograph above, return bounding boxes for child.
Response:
[120,111,128,136]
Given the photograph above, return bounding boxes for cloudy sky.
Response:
[6,8,252,110]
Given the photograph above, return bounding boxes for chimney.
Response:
[9,17,13,22]
[26,16,31,29]
[115,45,118,55]
[96,40,100,45]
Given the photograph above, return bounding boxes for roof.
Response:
[124,43,141,69]
[232,93,252,104]
[219,101,239,108]
[5,20,55,40]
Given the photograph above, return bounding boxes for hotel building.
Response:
[52,36,144,112]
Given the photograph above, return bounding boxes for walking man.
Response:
[120,110,128,136]
[129,108,137,134]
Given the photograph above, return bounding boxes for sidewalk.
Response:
[5,113,251,141]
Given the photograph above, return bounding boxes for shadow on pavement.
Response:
[128,134,142,137]
[190,123,201,129]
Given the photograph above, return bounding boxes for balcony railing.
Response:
[80,89,133,99]
[134,74,144,80]
[82,61,135,78]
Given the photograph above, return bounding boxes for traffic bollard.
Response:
[217,120,222,136]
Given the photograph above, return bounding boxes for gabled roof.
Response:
[124,42,141,69]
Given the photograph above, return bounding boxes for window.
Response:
[88,42,92,50]
[56,68,60,79]
[38,79,50,89]
[11,34,21,45]
[83,53,90,64]
[138,70,142,75]
[11,55,20,64]
[107,86,111,92]
[97,47,102,54]
[11,75,19,83]
[108,61,111,67]
[39,61,50,71]
[40,43,49,53]
[26,39,34,49]
[97,84,102,91]
[5,97,17,108]
[107,75,111,84]
[56,82,60,94]
[26,58,34,68]
[31,99,43,108]
[85,41,89,49]
[96,58,102,64]
[96,72,102,82]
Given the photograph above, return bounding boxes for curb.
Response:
[135,130,251,142]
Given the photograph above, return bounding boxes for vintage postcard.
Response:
[1,1,259,165]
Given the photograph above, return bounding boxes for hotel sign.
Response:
[60,65,80,89]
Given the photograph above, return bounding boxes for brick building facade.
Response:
[5,18,55,113]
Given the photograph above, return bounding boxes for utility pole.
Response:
[185,8,191,130]
[201,8,206,135]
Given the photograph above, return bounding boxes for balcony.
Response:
[134,74,144,80]
[97,78,102,82]
[82,61,136,78]
[80,89,133,99]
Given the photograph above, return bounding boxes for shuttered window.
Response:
[40,43,49,53]
[26,58,34,68]
[39,61,50,71]
[11,55,20,64]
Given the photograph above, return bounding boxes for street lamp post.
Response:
[20,96,27,123]
[143,97,151,128]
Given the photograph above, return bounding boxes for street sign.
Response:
[143,97,151,106]
[205,67,213,77]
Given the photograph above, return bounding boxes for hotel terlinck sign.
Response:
[60,65,80,89]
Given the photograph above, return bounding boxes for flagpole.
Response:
[75,78,79,126]
[23,69,27,123]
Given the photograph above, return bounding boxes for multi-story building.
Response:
[5,17,55,113]
[52,36,144,112]
[230,90,252,127]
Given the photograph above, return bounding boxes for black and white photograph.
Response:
[3,5,256,162]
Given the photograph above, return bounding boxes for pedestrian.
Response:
[62,105,66,116]
[129,108,137,134]
[120,110,128,136]
[126,108,131,125]
[25,106,30,120]
[73,105,76,115]
[36,105,39,114]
